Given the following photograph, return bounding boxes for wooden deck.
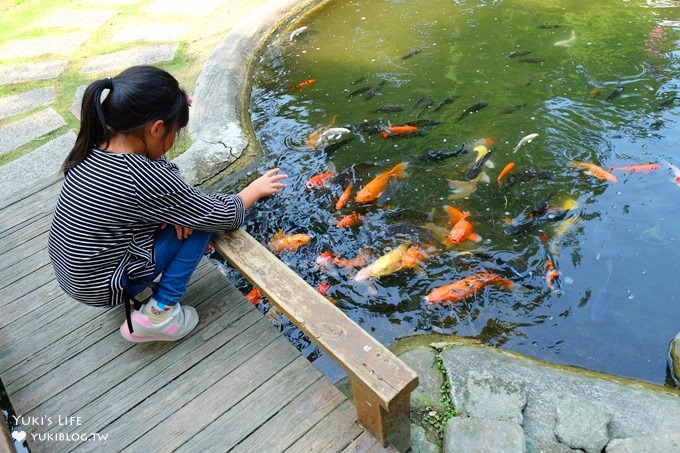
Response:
[0,176,397,452]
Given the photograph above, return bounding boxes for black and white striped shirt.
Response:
[48,147,245,307]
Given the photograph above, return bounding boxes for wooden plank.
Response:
[286,399,365,452]
[0,243,53,290]
[213,229,418,450]
[0,261,55,305]
[0,230,49,272]
[68,313,277,453]
[231,377,348,451]
[124,348,313,452]
[0,212,51,255]
[213,230,418,406]
[0,174,61,212]
[342,431,398,453]
[0,278,66,329]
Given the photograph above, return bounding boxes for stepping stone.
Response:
[36,9,118,29]
[144,0,224,16]
[0,87,55,121]
[81,43,179,74]
[0,108,66,156]
[70,85,87,121]
[0,33,89,59]
[0,131,75,197]
[0,61,67,85]
[112,24,190,43]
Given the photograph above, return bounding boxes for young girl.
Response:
[48,65,287,343]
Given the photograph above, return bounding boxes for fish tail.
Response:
[391,162,409,179]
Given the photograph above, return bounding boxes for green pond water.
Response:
[226,0,680,385]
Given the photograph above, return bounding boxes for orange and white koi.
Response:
[316,249,372,270]
[444,205,482,245]
[610,163,660,173]
[355,162,409,204]
[665,160,680,187]
[424,272,513,304]
[545,253,563,294]
[307,165,337,189]
[570,160,618,183]
[379,124,418,138]
[336,212,362,228]
[335,182,354,210]
[291,78,317,91]
[497,162,516,187]
[268,230,311,253]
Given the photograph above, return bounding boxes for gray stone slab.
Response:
[554,394,612,453]
[0,33,89,59]
[70,85,88,121]
[444,418,526,453]
[112,24,190,43]
[0,108,66,156]
[399,347,445,412]
[606,433,680,452]
[36,9,118,29]
[0,131,74,197]
[0,87,56,121]
[144,0,224,16]
[81,43,179,74]
[440,344,680,447]
[462,370,527,426]
[0,61,68,85]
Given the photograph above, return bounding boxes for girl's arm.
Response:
[237,168,288,208]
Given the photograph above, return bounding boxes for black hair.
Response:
[62,65,190,175]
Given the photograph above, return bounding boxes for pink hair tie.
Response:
[185,93,193,107]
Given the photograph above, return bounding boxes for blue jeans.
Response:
[129,226,212,306]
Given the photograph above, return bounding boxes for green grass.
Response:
[0,0,250,164]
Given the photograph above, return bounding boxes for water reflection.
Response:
[228,0,680,386]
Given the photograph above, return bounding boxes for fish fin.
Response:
[468,233,483,243]
[392,162,409,179]
[479,171,490,184]
[484,160,495,169]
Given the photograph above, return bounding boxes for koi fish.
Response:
[497,162,516,187]
[268,230,311,253]
[606,85,625,102]
[289,26,309,42]
[316,281,330,295]
[368,243,411,279]
[512,133,539,153]
[504,197,578,235]
[545,253,563,294]
[335,182,354,210]
[347,85,372,99]
[336,212,361,228]
[610,163,660,173]
[456,101,489,122]
[309,127,352,149]
[419,144,468,162]
[424,272,513,304]
[431,95,461,112]
[570,161,618,183]
[317,249,372,271]
[665,160,680,186]
[244,288,262,304]
[379,124,419,138]
[355,243,431,281]
[508,50,531,58]
[444,205,482,244]
[554,30,576,47]
[355,162,409,204]
[401,49,421,59]
[548,215,582,255]
[306,167,337,189]
[465,145,494,180]
[291,78,317,91]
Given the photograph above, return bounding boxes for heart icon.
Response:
[11,430,26,443]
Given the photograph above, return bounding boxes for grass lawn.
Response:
[0,0,266,163]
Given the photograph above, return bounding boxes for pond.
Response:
[220,0,680,386]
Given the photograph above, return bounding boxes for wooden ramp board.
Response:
[0,177,397,452]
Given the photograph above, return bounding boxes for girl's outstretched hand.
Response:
[238,168,288,208]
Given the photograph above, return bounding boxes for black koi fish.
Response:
[401,49,421,59]
[605,85,624,102]
[362,80,387,100]
[537,24,561,29]
[518,57,545,64]
[432,95,461,112]
[419,144,468,162]
[406,119,441,127]
[508,50,531,58]
[347,85,371,99]
[371,105,404,113]
[455,101,489,122]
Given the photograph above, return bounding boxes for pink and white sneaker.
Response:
[120,303,199,343]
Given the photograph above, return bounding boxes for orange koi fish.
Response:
[497,162,516,187]
[424,272,513,304]
[610,163,660,173]
[545,253,563,294]
[291,78,317,91]
[306,168,337,189]
[355,162,409,204]
[336,212,362,228]
[444,205,482,244]
[379,124,418,138]
[268,230,311,253]
[316,281,330,295]
[569,161,618,183]
[401,244,435,269]
[244,288,262,304]
[317,249,372,270]
[335,182,354,210]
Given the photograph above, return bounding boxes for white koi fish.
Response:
[512,133,539,153]
[665,160,680,187]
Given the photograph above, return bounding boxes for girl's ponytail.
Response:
[62,78,113,175]
[62,66,190,176]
